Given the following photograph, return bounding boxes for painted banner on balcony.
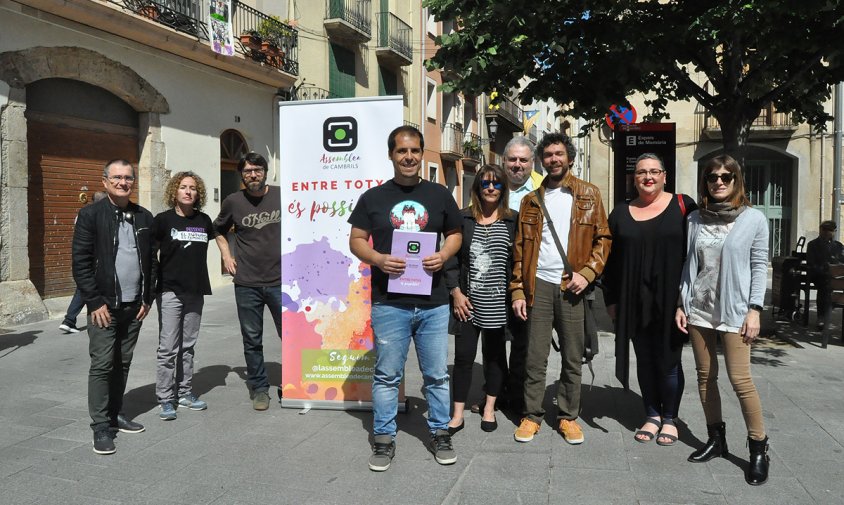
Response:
[209,0,234,56]
[279,96,403,410]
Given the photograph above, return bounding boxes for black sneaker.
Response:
[93,430,115,455]
[368,435,395,472]
[59,322,80,333]
[429,429,457,465]
[111,415,145,433]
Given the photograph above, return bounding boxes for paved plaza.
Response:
[0,283,842,504]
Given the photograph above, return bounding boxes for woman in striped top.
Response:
[445,164,519,434]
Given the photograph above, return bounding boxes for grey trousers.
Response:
[523,278,585,422]
[156,292,204,403]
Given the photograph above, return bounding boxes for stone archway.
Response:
[0,46,170,325]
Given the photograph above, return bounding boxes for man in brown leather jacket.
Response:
[510,132,611,445]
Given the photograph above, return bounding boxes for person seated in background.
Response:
[806,220,844,330]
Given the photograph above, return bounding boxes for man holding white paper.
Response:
[348,125,462,472]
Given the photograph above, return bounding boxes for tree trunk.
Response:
[713,110,753,166]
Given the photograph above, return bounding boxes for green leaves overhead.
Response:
[426,0,844,150]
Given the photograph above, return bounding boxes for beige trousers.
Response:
[688,326,766,440]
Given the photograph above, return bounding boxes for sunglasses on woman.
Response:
[705,173,734,184]
[481,180,503,190]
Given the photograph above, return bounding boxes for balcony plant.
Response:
[239,30,262,50]
[462,139,480,156]
[260,40,283,58]
[129,0,159,20]
[258,16,296,54]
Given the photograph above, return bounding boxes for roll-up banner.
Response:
[280,96,404,410]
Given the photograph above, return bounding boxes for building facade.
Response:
[583,93,834,260]
[0,0,427,326]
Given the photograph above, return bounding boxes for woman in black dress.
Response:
[603,153,696,445]
[445,164,518,434]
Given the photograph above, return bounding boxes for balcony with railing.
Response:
[484,94,524,132]
[121,0,206,37]
[233,3,299,75]
[462,132,482,165]
[376,12,412,67]
[276,85,343,101]
[324,0,372,43]
[441,123,465,160]
[104,0,299,79]
[701,104,798,141]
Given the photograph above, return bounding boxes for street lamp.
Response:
[478,117,498,163]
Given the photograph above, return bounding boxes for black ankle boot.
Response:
[688,422,728,462]
[746,436,770,485]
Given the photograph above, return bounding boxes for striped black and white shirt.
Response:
[468,220,509,328]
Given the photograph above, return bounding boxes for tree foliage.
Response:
[425,0,844,152]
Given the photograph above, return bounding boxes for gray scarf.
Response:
[700,201,746,224]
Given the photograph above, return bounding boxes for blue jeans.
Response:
[370,303,450,437]
[63,288,85,325]
[234,284,282,393]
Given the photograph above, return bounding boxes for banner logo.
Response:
[323,116,358,152]
[407,241,421,254]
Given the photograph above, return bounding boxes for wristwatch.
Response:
[748,304,763,312]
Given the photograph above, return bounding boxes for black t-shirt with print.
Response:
[213,186,281,287]
[348,179,462,306]
[152,209,214,295]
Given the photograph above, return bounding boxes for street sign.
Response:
[612,123,677,203]
[605,104,637,130]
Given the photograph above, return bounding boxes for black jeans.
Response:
[632,336,684,421]
[87,302,143,431]
[810,272,831,322]
[451,322,507,403]
[504,318,528,410]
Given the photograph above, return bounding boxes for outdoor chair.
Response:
[823,263,844,348]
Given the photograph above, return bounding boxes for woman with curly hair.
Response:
[152,171,214,420]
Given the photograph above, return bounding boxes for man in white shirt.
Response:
[509,133,611,445]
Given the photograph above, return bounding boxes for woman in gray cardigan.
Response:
[675,155,770,485]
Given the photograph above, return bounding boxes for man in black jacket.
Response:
[72,159,154,455]
[807,220,844,330]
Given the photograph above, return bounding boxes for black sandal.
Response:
[634,417,662,443]
[656,418,678,446]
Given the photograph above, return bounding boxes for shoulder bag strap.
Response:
[535,189,574,277]
[677,193,686,217]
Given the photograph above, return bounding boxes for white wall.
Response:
[0,5,282,289]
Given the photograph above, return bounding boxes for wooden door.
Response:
[27,117,139,298]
